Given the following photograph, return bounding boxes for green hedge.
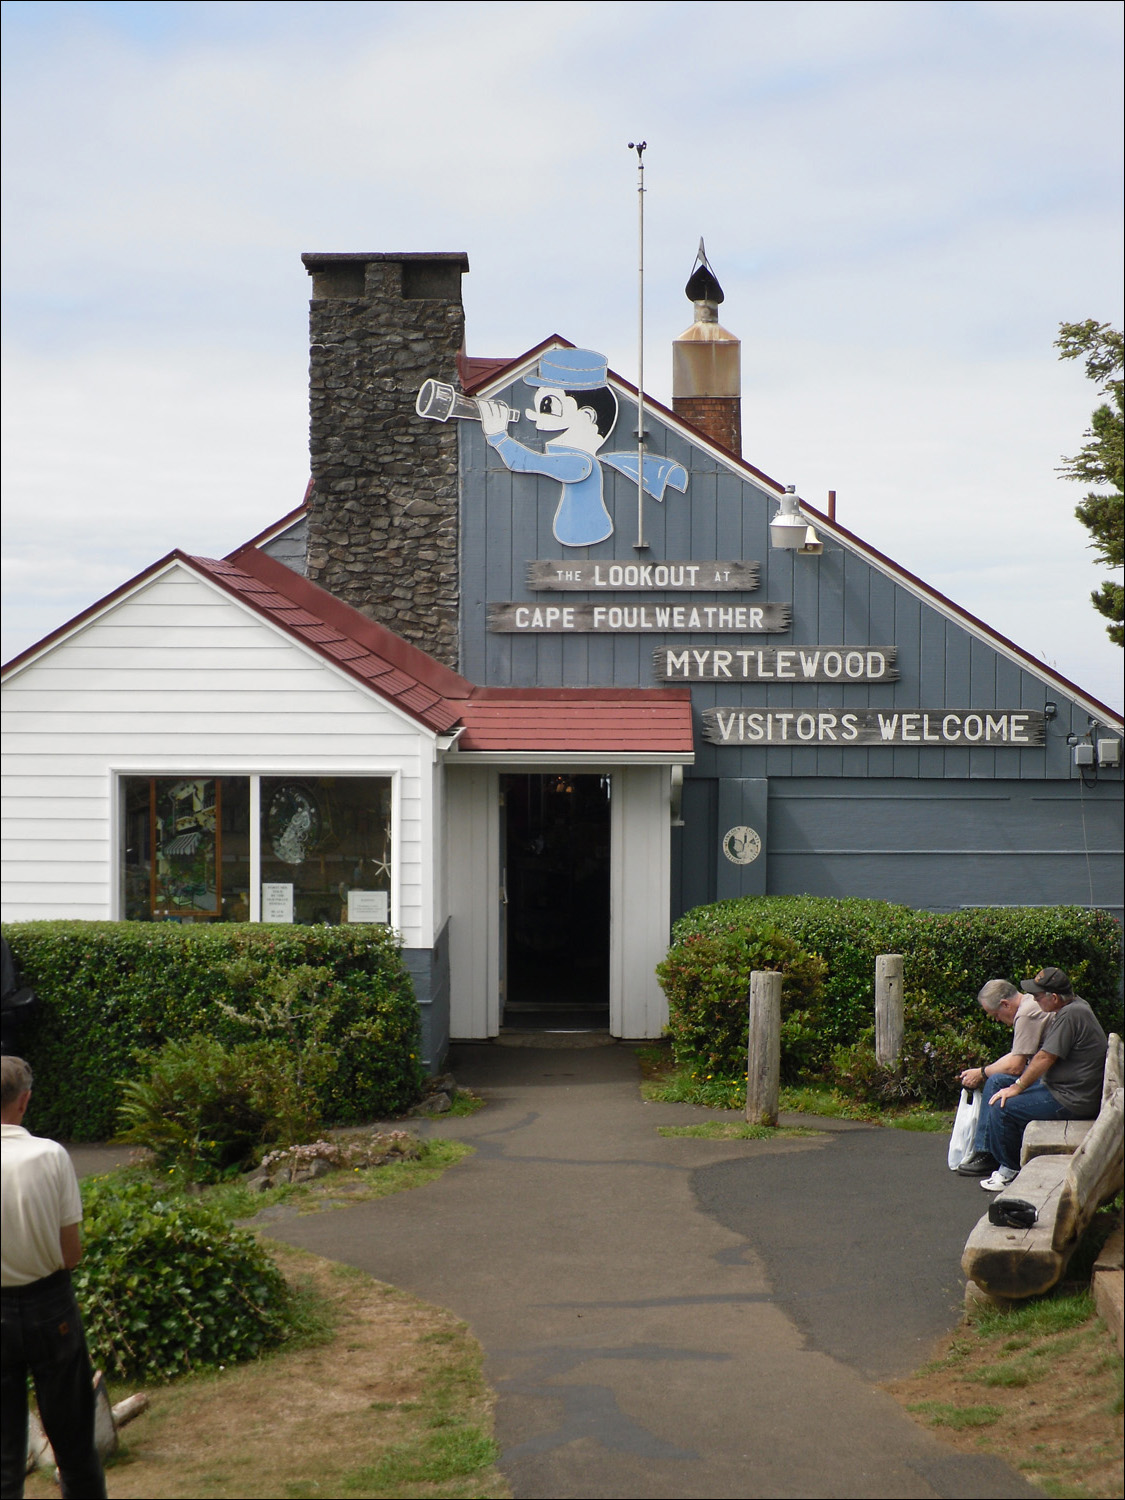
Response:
[660,898,1123,1106]
[2,922,425,1139]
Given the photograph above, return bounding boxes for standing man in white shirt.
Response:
[1,1056,106,1499]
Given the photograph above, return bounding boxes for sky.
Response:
[2,0,1122,711]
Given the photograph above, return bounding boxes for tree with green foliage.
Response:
[1055,320,1123,646]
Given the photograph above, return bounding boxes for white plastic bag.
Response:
[947,1087,982,1170]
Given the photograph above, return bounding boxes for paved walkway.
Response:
[250,1041,1038,1500]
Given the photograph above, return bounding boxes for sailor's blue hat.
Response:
[524,347,609,391]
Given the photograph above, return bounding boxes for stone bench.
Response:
[962,1032,1123,1303]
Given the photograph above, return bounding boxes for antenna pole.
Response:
[628,140,648,549]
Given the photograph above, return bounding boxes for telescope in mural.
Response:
[415,379,519,426]
[415,349,687,548]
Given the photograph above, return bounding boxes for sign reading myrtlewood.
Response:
[657,646,898,683]
[701,709,1046,747]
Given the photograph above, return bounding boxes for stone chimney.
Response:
[671,242,741,456]
[301,251,469,668]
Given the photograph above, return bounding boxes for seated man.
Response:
[980,966,1108,1192]
[955,979,1049,1176]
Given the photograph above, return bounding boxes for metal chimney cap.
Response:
[684,238,724,307]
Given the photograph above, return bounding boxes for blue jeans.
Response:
[983,1080,1068,1172]
[973,1074,1017,1152]
[0,1270,106,1499]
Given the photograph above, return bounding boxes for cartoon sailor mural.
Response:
[416,347,688,547]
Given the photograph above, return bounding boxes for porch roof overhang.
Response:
[449,688,695,763]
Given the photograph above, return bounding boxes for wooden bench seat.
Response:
[962,1033,1123,1303]
[1021,1118,1093,1164]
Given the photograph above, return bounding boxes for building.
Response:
[3,249,1122,1067]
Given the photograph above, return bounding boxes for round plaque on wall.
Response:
[722,825,762,865]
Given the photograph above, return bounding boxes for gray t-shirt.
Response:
[1042,997,1108,1115]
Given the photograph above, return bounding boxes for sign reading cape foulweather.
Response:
[489,602,791,633]
[701,709,1046,747]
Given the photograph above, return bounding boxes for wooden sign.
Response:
[526,560,759,592]
[656,646,898,682]
[701,709,1046,747]
[489,602,791,634]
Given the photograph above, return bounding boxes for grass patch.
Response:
[444,1089,486,1118]
[887,1276,1123,1499]
[25,1246,508,1500]
[905,1400,1004,1429]
[640,1055,954,1130]
[341,1427,501,1491]
[200,1137,475,1221]
[656,1121,824,1140]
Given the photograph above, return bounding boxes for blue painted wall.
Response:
[459,360,1123,922]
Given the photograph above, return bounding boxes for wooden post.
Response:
[746,970,781,1126]
[875,954,904,1067]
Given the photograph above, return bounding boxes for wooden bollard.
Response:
[746,970,781,1126]
[875,954,904,1066]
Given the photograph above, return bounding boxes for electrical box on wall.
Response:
[1098,738,1122,766]
[1073,744,1095,766]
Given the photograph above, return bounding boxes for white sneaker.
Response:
[980,1167,1018,1191]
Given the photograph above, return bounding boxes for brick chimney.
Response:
[671,242,741,456]
[301,252,469,668]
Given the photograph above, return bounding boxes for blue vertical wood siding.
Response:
[459,365,1123,923]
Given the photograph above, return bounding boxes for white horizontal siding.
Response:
[2,562,438,946]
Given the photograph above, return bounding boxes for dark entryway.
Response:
[501,773,610,1030]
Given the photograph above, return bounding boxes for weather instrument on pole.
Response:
[628,139,648,550]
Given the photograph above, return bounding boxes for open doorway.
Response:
[501,773,611,1030]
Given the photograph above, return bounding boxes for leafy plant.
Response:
[116,1036,270,1180]
[656,924,827,1082]
[74,1174,291,1381]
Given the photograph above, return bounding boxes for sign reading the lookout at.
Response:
[527,561,759,591]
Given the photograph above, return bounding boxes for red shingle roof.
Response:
[191,551,470,734]
[193,551,695,753]
[458,688,694,754]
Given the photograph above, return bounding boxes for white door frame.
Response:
[446,762,672,1039]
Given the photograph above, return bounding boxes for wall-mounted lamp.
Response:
[770,486,822,553]
[1043,702,1058,721]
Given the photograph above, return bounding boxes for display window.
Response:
[120,775,392,925]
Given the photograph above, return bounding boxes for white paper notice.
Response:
[261,883,294,923]
[348,890,389,924]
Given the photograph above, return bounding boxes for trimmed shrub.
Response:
[74,1174,291,1381]
[1,922,425,1140]
[655,926,827,1082]
[661,898,1122,1107]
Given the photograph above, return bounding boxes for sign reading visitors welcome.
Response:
[701,709,1046,747]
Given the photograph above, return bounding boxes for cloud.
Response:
[1,0,1121,706]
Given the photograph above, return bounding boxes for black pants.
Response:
[0,1270,106,1499]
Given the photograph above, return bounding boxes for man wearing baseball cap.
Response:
[979,967,1108,1191]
